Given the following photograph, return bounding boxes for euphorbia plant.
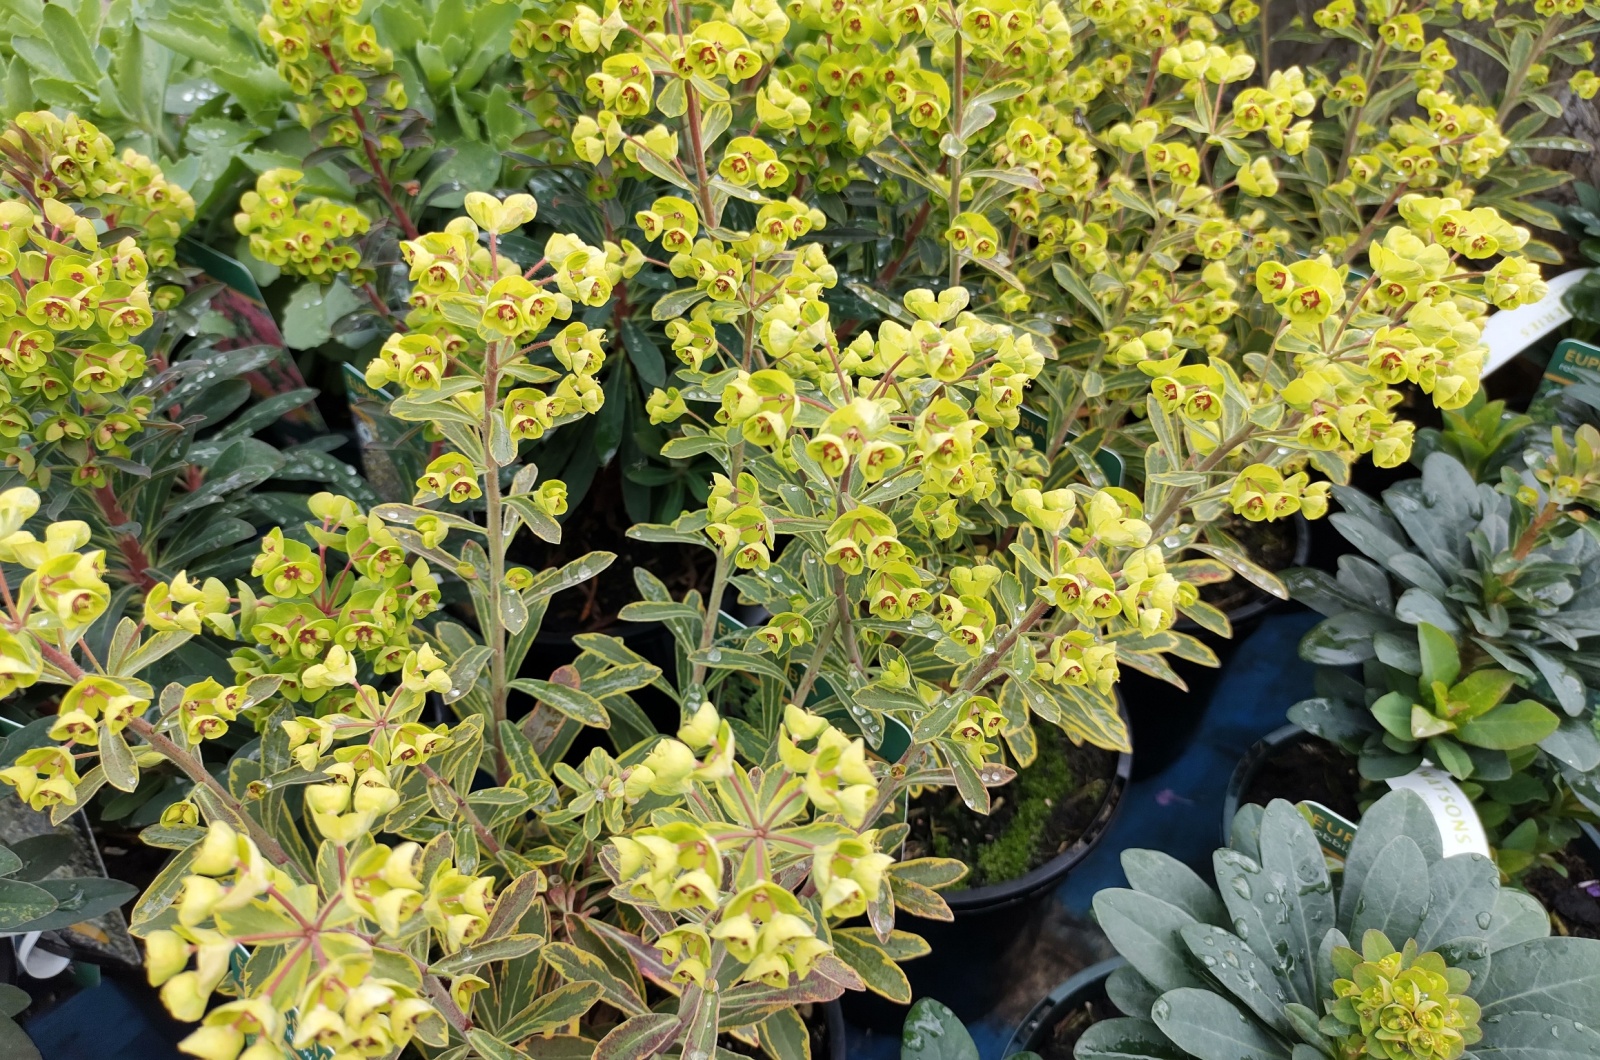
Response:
[1288,445,1600,876]
[0,111,358,635]
[1080,790,1600,1060]
[495,0,1581,659]
[0,181,990,1059]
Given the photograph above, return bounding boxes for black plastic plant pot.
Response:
[842,707,1133,1031]
[1004,956,1126,1058]
[822,1000,848,1060]
[1221,722,1314,844]
[1119,518,1310,781]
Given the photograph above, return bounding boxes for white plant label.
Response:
[1385,764,1491,857]
[1480,267,1594,378]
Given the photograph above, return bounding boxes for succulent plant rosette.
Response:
[1288,443,1600,877]
[1081,791,1600,1060]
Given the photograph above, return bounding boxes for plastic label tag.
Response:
[1385,764,1491,858]
[1480,267,1593,377]
[1538,337,1600,396]
[1297,800,1358,861]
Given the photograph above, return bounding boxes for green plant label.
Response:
[1538,337,1600,397]
[1384,764,1490,857]
[1296,800,1358,861]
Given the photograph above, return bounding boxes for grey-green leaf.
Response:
[0,1016,41,1060]
[1122,849,1227,926]
[1349,836,1429,944]
[25,878,137,932]
[1340,790,1440,934]
[1472,1009,1600,1060]
[1483,888,1551,951]
[1415,852,1498,951]
[1150,988,1291,1060]
[1212,848,1298,1004]
[1073,1017,1187,1060]
[1477,937,1600,1022]
[1179,923,1290,1033]
[1259,800,1334,1002]
[1092,890,1206,994]
[901,998,978,1060]
[0,878,56,931]
[1106,964,1161,1020]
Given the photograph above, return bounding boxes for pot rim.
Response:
[1176,513,1312,634]
[1220,722,1307,844]
[1004,956,1127,1058]
[940,694,1135,913]
[822,999,847,1060]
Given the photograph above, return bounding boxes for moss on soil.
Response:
[910,723,1115,888]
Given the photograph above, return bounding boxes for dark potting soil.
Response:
[902,724,1118,889]
[1239,735,1362,822]
[717,1003,834,1057]
[96,827,171,898]
[1524,844,1600,940]
[512,464,714,635]
[1198,514,1300,615]
[1036,992,1118,1060]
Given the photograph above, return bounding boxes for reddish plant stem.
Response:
[92,484,158,592]
[1512,501,1561,563]
[319,45,420,241]
[423,974,474,1034]
[418,763,503,855]
[32,639,306,878]
[877,196,934,288]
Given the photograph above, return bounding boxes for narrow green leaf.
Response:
[508,679,609,728]
[0,878,57,931]
[497,981,604,1041]
[99,723,139,792]
[830,929,911,1002]
[592,1012,678,1060]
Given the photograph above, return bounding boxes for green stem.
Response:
[1495,18,1561,127]
[126,715,307,882]
[858,595,1052,828]
[831,566,865,675]
[1335,38,1389,183]
[1260,0,1270,84]
[1148,422,1258,535]
[791,612,842,707]
[946,29,966,290]
[419,763,503,854]
[482,338,510,784]
[690,552,730,692]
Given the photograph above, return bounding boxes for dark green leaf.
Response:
[0,879,56,931]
